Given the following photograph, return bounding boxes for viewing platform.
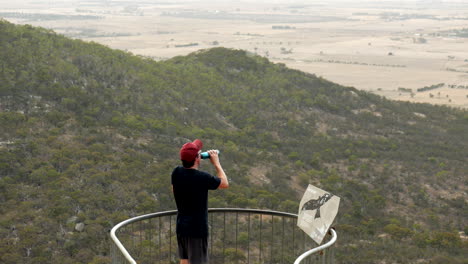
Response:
[110,208,337,264]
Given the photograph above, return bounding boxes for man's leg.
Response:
[177,235,190,264]
[187,236,208,264]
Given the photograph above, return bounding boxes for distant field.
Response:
[2,0,468,108]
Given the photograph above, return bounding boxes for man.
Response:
[171,139,229,264]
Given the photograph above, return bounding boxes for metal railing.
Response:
[111,208,337,264]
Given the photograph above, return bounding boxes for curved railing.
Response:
[111,208,337,264]
[294,228,337,264]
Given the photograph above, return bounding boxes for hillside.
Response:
[0,20,467,264]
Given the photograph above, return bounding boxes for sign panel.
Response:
[297,184,340,245]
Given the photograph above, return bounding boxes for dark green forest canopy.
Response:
[0,20,467,263]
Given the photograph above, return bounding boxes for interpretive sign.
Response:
[297,184,340,245]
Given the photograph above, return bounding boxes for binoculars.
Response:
[200,150,220,159]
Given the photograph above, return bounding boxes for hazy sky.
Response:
[0,0,466,4]
[1,0,467,9]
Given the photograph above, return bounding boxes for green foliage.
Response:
[383,223,413,240]
[0,20,466,263]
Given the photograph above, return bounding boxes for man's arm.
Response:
[207,149,229,189]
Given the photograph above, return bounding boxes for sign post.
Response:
[297,184,340,245]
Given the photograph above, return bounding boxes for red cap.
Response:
[180,139,203,162]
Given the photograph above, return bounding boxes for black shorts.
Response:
[177,234,208,264]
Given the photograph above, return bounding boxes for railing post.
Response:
[235,211,238,262]
[247,212,250,263]
[259,214,262,264]
[210,213,214,259]
[269,215,272,263]
[223,212,226,264]
[158,217,161,264]
[282,216,285,263]
[169,215,172,262]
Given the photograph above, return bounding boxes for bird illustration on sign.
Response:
[300,193,334,219]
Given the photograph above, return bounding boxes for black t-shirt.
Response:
[171,166,221,237]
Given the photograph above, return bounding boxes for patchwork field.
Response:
[2,0,468,108]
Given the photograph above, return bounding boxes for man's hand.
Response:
[207,149,228,189]
[207,149,220,166]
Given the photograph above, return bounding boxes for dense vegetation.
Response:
[0,19,467,263]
